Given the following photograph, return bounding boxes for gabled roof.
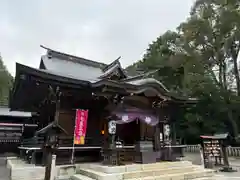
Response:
[10,61,197,112]
[10,46,198,112]
[0,107,32,117]
[40,55,101,83]
[125,78,169,92]
[100,57,127,79]
[40,45,106,69]
[35,121,67,135]
[200,133,230,140]
[40,45,128,81]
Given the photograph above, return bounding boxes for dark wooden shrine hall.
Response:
[9,45,197,165]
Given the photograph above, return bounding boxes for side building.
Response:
[0,107,37,154]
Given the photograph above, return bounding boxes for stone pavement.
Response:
[0,157,10,180]
[184,152,240,179]
[0,153,240,180]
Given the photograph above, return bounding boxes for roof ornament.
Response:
[158,99,168,107]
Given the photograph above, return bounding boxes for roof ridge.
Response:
[102,56,121,72]
[40,45,107,69]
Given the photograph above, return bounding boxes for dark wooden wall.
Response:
[58,108,103,145]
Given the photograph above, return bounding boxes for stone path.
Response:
[0,157,10,180]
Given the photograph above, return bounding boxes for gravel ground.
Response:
[184,152,240,179]
[0,157,10,180]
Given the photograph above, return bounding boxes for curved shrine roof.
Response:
[10,46,197,111]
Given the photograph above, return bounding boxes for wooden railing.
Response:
[20,136,104,165]
[184,144,240,157]
[21,136,103,148]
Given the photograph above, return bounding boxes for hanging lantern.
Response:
[108,120,116,135]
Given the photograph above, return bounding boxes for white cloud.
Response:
[0,0,195,75]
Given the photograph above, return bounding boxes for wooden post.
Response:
[154,125,160,151]
[171,122,177,145]
[44,86,61,180]
[222,145,230,167]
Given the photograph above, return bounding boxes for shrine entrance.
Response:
[116,120,140,145]
[113,108,158,141]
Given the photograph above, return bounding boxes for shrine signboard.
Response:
[200,135,225,168]
[74,109,88,145]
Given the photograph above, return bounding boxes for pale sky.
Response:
[0,0,195,75]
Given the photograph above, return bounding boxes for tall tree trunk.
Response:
[218,58,223,87]
[232,57,240,95]
[231,45,240,95]
[209,69,239,139]
[223,61,227,90]
[227,108,238,140]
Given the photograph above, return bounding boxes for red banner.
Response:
[74,109,88,145]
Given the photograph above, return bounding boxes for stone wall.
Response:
[7,157,76,180]
[7,157,45,180]
[11,166,45,180]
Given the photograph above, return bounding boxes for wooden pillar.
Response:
[140,122,146,141]
[154,124,160,151]
[159,122,164,143]
[171,122,177,145]
[44,86,61,180]
[169,105,177,145]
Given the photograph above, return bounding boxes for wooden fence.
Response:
[185,144,240,157]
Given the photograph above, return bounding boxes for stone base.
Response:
[220,166,237,172]
[73,161,216,180]
[7,158,216,180]
[134,151,157,164]
[7,157,76,180]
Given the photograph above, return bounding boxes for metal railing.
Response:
[184,144,240,157]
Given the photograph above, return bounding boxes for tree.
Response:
[180,0,240,94]
[178,0,240,140]
[0,55,13,106]
[126,0,240,143]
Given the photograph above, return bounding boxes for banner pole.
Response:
[71,110,78,164]
[71,128,75,164]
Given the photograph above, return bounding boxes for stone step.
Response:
[77,161,194,174]
[71,174,95,180]
[56,175,71,180]
[122,166,197,179]
[129,169,215,180]
[77,165,212,180]
[73,168,215,180]
[193,174,225,180]
[142,161,193,170]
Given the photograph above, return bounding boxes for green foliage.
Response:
[126,0,240,144]
[0,55,13,106]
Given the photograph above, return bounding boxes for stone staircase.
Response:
[70,161,215,180]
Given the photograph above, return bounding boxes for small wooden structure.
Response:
[200,133,234,170]
[0,107,37,154]
[9,46,196,166]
